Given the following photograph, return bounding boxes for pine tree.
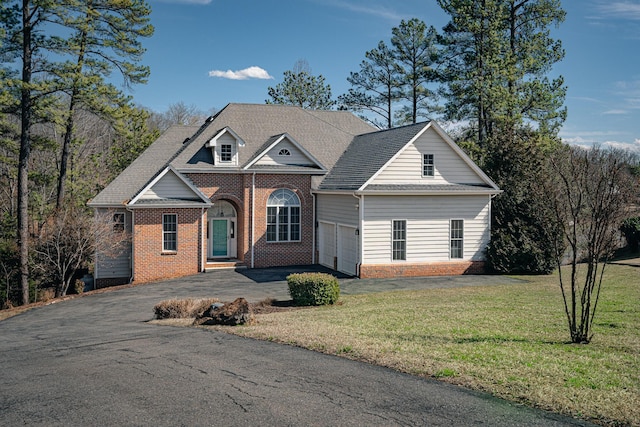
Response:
[338,41,402,129]
[391,18,440,124]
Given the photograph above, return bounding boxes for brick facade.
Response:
[359,261,486,278]
[129,173,315,283]
[133,208,204,283]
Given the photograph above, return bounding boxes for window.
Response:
[266,189,300,242]
[278,148,291,156]
[113,213,125,232]
[163,214,177,252]
[423,154,434,177]
[450,219,464,259]
[220,144,232,162]
[392,220,406,261]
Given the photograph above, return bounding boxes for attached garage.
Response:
[337,225,358,276]
[318,222,336,270]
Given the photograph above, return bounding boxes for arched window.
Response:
[278,148,291,156]
[266,189,300,242]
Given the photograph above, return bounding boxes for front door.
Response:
[211,219,228,257]
[207,200,238,259]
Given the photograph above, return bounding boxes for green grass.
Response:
[220,264,640,426]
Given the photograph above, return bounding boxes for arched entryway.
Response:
[207,200,237,259]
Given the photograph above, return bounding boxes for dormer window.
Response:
[205,127,245,167]
[220,144,232,162]
[278,148,291,156]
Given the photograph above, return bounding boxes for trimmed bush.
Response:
[287,272,340,306]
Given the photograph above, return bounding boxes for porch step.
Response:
[204,259,246,272]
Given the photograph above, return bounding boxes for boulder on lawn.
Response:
[194,298,255,326]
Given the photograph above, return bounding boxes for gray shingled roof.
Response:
[89,104,376,206]
[318,122,428,191]
[88,125,199,206]
[171,103,375,171]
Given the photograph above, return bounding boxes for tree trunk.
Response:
[17,0,34,305]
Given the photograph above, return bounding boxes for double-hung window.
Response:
[267,189,301,242]
[450,219,464,259]
[423,154,434,177]
[220,144,232,162]
[392,220,407,261]
[163,214,177,252]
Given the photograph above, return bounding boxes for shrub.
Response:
[620,217,640,251]
[287,272,340,306]
[153,297,220,319]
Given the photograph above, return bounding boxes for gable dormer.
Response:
[245,133,326,170]
[205,127,245,167]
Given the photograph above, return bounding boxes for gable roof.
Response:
[318,123,427,191]
[317,121,500,194]
[89,104,375,207]
[88,125,198,207]
[244,133,326,171]
[172,103,375,172]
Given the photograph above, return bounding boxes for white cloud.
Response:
[208,66,273,80]
[602,109,629,115]
[602,139,640,152]
[328,1,403,21]
[597,2,640,20]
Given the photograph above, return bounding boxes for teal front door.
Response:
[211,219,228,257]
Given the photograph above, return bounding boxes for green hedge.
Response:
[286,272,340,306]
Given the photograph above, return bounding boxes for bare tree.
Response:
[542,145,639,343]
[34,206,130,298]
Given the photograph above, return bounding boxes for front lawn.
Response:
[214,264,639,426]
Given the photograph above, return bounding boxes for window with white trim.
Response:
[392,220,406,261]
[163,214,177,252]
[278,148,291,156]
[220,144,232,162]
[266,189,300,242]
[450,219,464,259]
[422,153,434,177]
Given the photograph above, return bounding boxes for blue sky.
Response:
[128,0,640,151]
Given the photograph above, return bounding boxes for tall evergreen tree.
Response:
[52,0,153,209]
[391,18,440,124]
[338,41,402,129]
[267,61,335,110]
[438,0,566,274]
[0,0,152,304]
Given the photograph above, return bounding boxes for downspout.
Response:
[200,206,205,273]
[311,190,316,264]
[353,193,363,277]
[126,206,135,283]
[251,172,256,268]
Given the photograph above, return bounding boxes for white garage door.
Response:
[318,222,336,269]
[337,225,358,276]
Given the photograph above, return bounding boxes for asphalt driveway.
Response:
[0,267,593,426]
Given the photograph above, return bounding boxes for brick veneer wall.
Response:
[359,261,486,278]
[168,172,314,272]
[133,208,204,283]
[251,174,314,268]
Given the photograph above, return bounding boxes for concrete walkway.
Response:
[0,267,592,426]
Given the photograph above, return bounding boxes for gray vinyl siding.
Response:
[370,127,484,186]
[255,139,314,166]
[95,209,132,279]
[362,195,490,263]
[316,194,359,226]
[140,171,196,200]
